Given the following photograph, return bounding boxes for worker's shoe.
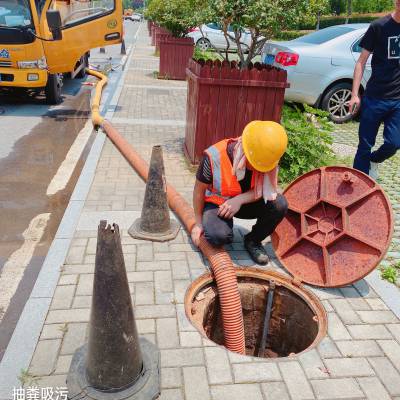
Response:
[369,161,379,181]
[244,235,269,265]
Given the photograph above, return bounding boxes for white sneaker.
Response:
[369,162,379,181]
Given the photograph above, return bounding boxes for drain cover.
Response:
[272,166,393,287]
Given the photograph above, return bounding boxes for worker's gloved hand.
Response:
[191,223,204,247]
[218,197,242,219]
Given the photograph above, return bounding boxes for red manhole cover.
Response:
[272,166,394,288]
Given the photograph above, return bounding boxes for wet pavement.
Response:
[0,21,139,360]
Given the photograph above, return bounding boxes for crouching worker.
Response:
[191,121,288,265]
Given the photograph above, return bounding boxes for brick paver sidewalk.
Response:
[19,24,400,400]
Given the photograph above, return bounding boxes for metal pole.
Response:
[258,281,275,357]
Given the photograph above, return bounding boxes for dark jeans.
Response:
[202,194,288,246]
[353,96,400,174]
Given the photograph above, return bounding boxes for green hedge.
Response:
[298,14,380,30]
[273,30,312,41]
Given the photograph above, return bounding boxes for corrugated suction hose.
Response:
[101,120,245,354]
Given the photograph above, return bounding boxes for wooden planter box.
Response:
[155,27,170,53]
[159,37,194,80]
[184,59,289,164]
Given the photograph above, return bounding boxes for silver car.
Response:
[262,24,372,123]
[187,23,253,52]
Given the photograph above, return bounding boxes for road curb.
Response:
[0,25,141,399]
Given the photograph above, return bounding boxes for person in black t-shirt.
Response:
[349,0,400,180]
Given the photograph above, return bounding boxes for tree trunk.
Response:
[316,12,321,30]
[345,0,352,24]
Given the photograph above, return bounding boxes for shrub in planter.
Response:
[184,59,289,163]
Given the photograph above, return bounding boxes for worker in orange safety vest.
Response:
[191,121,288,265]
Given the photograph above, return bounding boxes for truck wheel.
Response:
[45,73,62,105]
[75,53,89,79]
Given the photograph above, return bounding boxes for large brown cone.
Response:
[86,221,143,390]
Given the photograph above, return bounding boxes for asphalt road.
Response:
[0,21,140,360]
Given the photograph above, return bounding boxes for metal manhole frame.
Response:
[184,267,328,359]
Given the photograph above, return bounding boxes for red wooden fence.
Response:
[184,59,289,164]
[159,37,194,80]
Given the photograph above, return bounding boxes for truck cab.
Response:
[0,0,122,103]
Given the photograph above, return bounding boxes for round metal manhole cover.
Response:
[272,166,394,288]
[185,268,327,358]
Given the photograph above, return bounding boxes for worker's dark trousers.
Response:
[202,194,288,246]
[353,96,400,174]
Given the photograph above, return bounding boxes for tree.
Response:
[345,0,352,23]
[200,0,324,68]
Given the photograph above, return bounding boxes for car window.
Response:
[206,23,221,30]
[352,37,363,53]
[293,26,356,45]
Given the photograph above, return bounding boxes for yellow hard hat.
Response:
[242,121,288,172]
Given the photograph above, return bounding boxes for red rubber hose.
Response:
[102,120,246,354]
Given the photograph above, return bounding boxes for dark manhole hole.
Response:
[185,267,327,358]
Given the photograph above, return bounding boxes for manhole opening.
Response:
[187,271,327,359]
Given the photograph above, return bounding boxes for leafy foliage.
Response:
[380,261,400,285]
[193,47,223,61]
[279,104,335,184]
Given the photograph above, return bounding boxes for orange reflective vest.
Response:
[204,139,255,206]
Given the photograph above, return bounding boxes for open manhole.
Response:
[185,268,327,358]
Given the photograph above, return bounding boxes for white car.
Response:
[262,24,372,123]
[124,13,142,22]
[187,23,253,52]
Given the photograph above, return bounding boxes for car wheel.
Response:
[45,73,62,105]
[321,82,355,124]
[196,38,211,52]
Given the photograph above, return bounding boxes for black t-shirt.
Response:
[196,142,253,193]
[361,14,400,99]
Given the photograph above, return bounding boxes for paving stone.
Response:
[137,244,154,261]
[51,285,75,310]
[158,388,184,400]
[40,324,66,340]
[29,339,60,376]
[62,264,95,275]
[318,337,341,358]
[47,309,90,324]
[366,298,389,310]
[322,300,333,312]
[76,274,94,296]
[155,252,186,261]
[174,280,190,304]
[357,310,398,324]
[298,349,329,378]
[336,340,383,357]
[205,347,232,384]
[135,304,175,319]
[377,340,400,370]
[353,280,378,298]
[186,252,206,269]
[71,238,88,247]
[233,362,281,383]
[310,287,342,300]
[171,260,190,279]
[155,271,173,292]
[54,354,73,375]
[324,358,374,377]
[180,331,202,347]
[261,382,290,400]
[279,362,314,400]
[211,384,263,400]
[137,260,170,271]
[328,313,351,340]
[36,374,67,389]
[183,366,211,400]
[58,274,78,285]
[135,282,154,305]
[329,299,362,324]
[156,318,179,349]
[136,319,155,334]
[60,323,87,355]
[358,376,391,400]
[161,348,204,367]
[311,378,364,399]
[348,324,393,340]
[65,246,85,264]
[176,304,196,332]
[127,271,153,282]
[161,367,182,389]
[153,242,169,252]
[387,324,400,341]
[369,357,400,396]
